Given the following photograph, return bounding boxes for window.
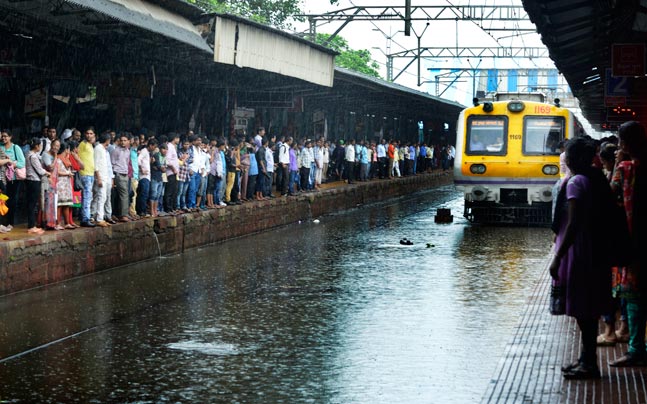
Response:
[523,116,565,155]
[466,116,508,155]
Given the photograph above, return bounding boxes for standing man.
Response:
[345,138,356,184]
[91,132,112,227]
[79,128,96,227]
[164,133,180,213]
[377,138,387,179]
[187,135,202,210]
[110,133,132,222]
[278,137,291,196]
[254,127,265,149]
[137,138,153,216]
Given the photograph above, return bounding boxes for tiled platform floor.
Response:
[482,264,647,404]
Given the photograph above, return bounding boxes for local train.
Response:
[453,94,580,225]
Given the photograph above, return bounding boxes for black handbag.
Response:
[73,171,83,191]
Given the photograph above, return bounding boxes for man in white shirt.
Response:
[91,132,113,227]
[345,139,356,184]
[187,135,203,209]
[278,137,292,196]
[136,141,152,216]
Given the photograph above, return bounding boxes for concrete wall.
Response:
[0,172,452,296]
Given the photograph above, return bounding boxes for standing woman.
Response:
[609,121,647,366]
[239,138,251,202]
[55,143,75,229]
[25,138,50,234]
[41,139,61,230]
[68,141,83,226]
[1,131,25,229]
[549,137,613,379]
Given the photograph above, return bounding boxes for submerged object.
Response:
[426,243,435,248]
[399,238,413,245]
[435,208,453,223]
[313,219,320,224]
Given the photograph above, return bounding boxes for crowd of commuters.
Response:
[550,121,646,380]
[0,126,453,234]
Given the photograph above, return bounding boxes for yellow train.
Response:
[453,95,580,225]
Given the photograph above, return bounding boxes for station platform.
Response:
[482,262,647,404]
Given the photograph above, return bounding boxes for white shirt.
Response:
[377,143,386,158]
[278,142,290,165]
[138,147,151,180]
[265,146,274,172]
[345,144,355,162]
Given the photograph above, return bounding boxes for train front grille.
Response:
[500,188,528,205]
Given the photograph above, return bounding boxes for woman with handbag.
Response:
[41,139,61,230]
[25,138,49,235]
[0,130,25,229]
[68,141,83,225]
[0,147,13,233]
[55,143,76,229]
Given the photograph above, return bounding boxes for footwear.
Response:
[80,222,96,228]
[64,224,76,230]
[0,225,8,233]
[597,334,617,346]
[96,221,110,227]
[610,353,647,367]
[105,218,117,225]
[27,227,45,235]
[615,331,630,343]
[561,360,581,373]
[562,363,601,380]
[219,202,227,206]
[118,216,131,223]
[54,225,65,231]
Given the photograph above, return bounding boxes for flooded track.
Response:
[0,186,553,403]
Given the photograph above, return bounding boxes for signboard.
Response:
[24,87,46,115]
[605,68,631,96]
[605,96,626,106]
[612,43,645,77]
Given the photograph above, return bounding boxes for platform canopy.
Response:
[211,14,337,88]
[523,0,647,129]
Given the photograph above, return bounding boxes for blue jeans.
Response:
[288,170,297,194]
[149,180,164,202]
[177,180,189,209]
[136,178,150,215]
[81,175,94,222]
[187,172,201,208]
[213,177,224,204]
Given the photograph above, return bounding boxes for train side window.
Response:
[466,116,508,155]
[523,116,565,155]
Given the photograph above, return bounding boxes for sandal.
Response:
[54,225,65,231]
[615,331,630,343]
[561,360,581,373]
[610,353,647,367]
[563,363,601,380]
[596,334,617,346]
[64,224,76,230]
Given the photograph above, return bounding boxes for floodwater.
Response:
[0,186,553,403]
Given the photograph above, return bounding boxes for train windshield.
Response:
[523,116,565,155]
[466,116,507,155]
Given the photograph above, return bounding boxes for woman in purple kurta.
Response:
[550,137,612,380]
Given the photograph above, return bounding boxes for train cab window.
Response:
[523,117,565,155]
[466,116,508,155]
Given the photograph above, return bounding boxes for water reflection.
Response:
[0,187,552,403]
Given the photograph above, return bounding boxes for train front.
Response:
[453,99,572,226]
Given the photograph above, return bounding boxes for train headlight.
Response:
[470,164,487,174]
[507,101,525,112]
[539,187,553,202]
[471,185,488,201]
[542,164,559,175]
[482,102,494,113]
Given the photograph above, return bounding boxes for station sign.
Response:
[612,43,645,77]
[605,68,632,96]
[605,96,626,106]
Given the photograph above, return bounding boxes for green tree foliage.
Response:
[189,0,304,28]
[315,34,382,79]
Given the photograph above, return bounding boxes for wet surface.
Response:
[0,186,552,403]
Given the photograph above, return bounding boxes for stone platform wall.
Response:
[0,172,452,296]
